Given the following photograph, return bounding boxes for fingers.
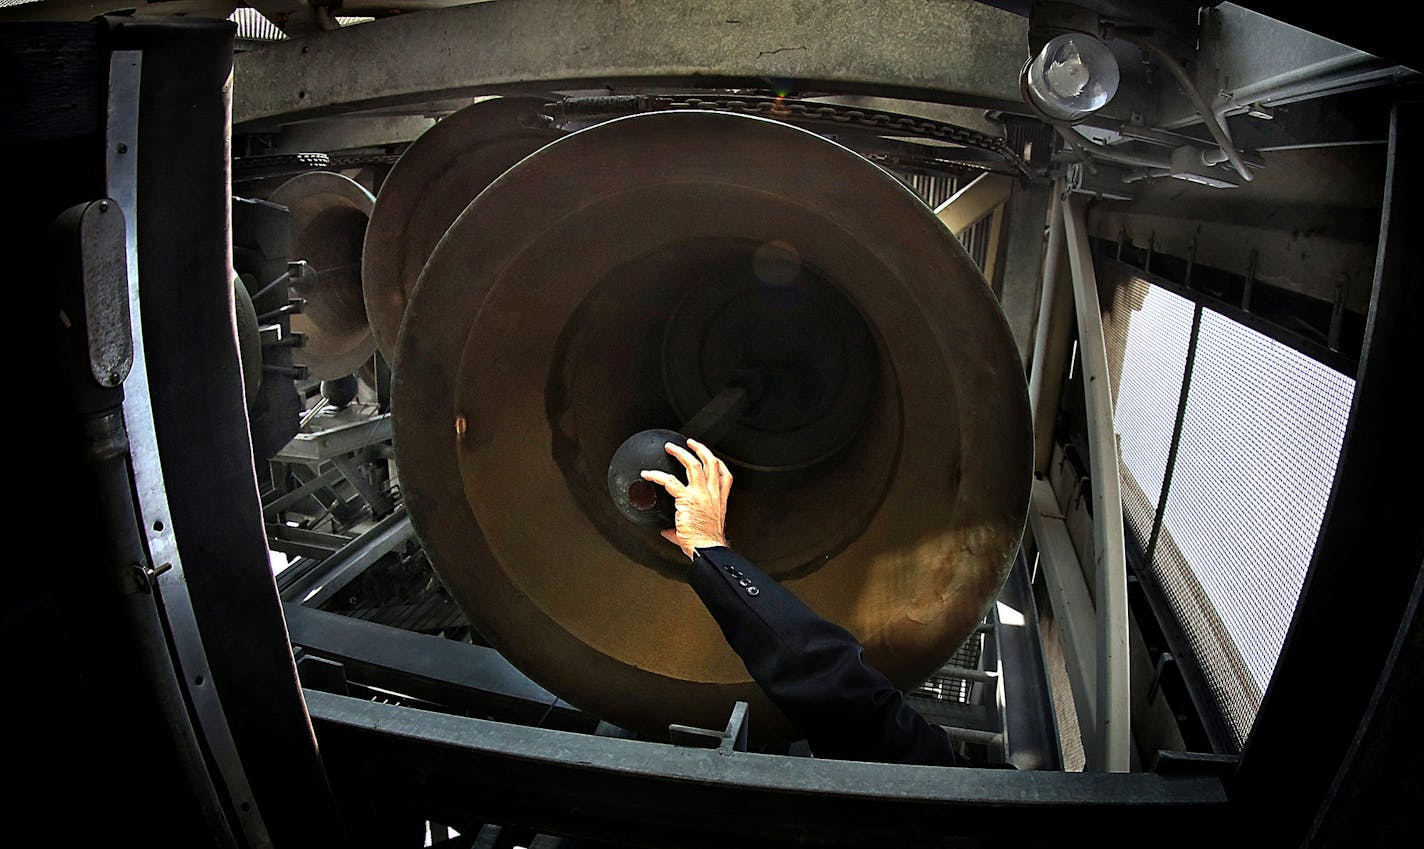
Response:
[663,441,704,482]
[640,469,686,496]
[685,438,718,473]
[687,438,732,487]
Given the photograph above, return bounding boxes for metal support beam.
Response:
[232,0,1028,129]
[999,181,1051,366]
[1061,193,1131,773]
[934,172,1014,238]
[303,690,1228,847]
[1028,478,1099,761]
[283,603,591,731]
[1027,186,1073,474]
[996,549,1064,771]
[262,465,342,519]
[280,506,414,606]
[274,412,393,461]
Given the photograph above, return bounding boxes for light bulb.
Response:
[1025,32,1121,122]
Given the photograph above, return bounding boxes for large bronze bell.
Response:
[269,171,377,380]
[362,96,562,362]
[387,109,1032,740]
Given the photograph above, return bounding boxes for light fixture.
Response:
[1022,31,1121,123]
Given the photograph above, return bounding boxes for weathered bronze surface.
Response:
[361,96,562,362]
[393,111,1031,740]
[269,172,377,380]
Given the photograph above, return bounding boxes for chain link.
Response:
[652,95,1030,176]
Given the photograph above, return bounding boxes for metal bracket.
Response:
[668,701,750,753]
[78,199,133,387]
[52,199,134,388]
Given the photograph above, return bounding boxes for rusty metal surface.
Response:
[269,171,376,380]
[393,111,1032,739]
[362,96,562,361]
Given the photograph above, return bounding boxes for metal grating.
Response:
[1103,276,1355,748]
[911,629,984,704]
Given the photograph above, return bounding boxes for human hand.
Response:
[640,437,732,559]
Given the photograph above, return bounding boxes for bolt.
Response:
[98,200,110,212]
[116,143,128,154]
[455,415,467,437]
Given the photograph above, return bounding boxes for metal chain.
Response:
[650,95,1031,176]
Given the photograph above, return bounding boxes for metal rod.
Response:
[298,397,331,429]
[248,270,291,303]
[261,466,343,519]
[1061,193,1131,773]
[256,301,302,323]
[938,666,1000,685]
[680,385,750,446]
[1107,27,1254,183]
[1146,304,1204,567]
[1027,184,1071,474]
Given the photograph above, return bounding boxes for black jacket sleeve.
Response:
[688,546,968,767]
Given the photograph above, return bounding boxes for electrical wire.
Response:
[1105,26,1255,182]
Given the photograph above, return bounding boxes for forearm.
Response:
[689,546,966,766]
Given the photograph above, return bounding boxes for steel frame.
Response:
[231,0,1030,129]
[304,688,1228,848]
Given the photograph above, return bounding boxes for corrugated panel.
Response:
[229,9,374,42]
[897,172,995,273]
[231,8,286,41]
[903,173,960,209]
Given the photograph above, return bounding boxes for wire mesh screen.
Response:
[1103,277,1355,749]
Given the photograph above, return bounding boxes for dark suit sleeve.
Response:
[689,546,968,767]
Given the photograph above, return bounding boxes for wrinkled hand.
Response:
[641,438,732,559]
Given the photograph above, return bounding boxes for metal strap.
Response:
[108,49,273,848]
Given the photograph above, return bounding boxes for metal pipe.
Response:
[1215,51,1379,115]
[1061,193,1131,772]
[1056,126,1172,171]
[1107,28,1254,182]
[1027,184,1072,474]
